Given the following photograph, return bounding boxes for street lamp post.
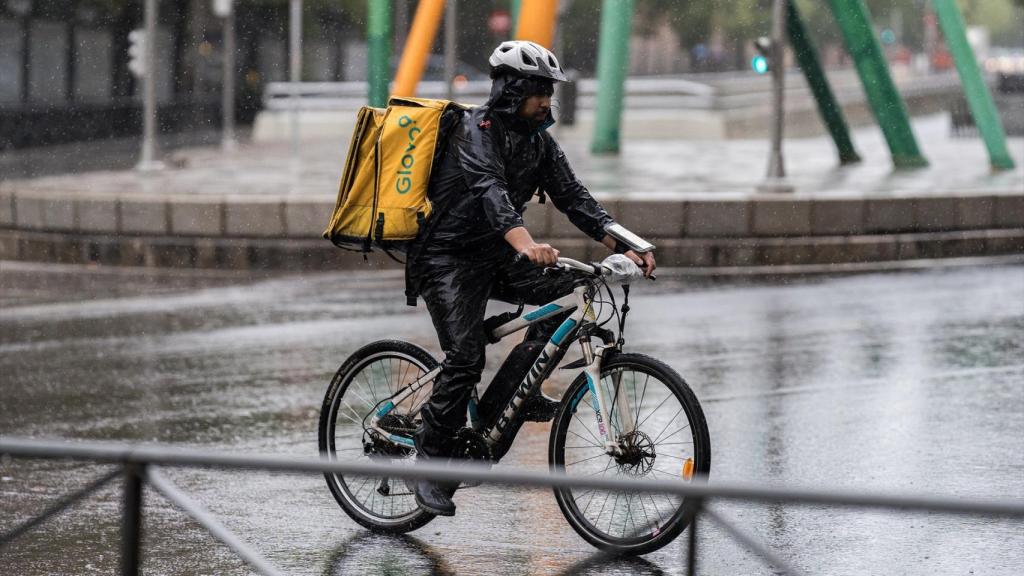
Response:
[758,0,793,193]
[289,0,302,170]
[213,0,236,152]
[136,0,164,172]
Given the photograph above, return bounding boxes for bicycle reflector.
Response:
[682,458,695,481]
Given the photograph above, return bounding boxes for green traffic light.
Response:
[751,55,769,74]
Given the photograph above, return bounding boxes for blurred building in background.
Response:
[2,0,1022,150]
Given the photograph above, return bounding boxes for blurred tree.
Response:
[561,0,601,73]
[641,0,768,52]
[957,0,1024,46]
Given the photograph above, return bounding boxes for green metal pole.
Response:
[368,0,392,107]
[591,0,633,154]
[511,0,521,37]
[787,0,860,165]
[932,0,1015,170]
[826,0,927,168]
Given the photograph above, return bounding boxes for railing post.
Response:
[687,498,702,576]
[121,463,145,576]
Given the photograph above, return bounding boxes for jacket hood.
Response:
[484,74,555,133]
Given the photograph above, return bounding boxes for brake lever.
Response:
[634,257,657,281]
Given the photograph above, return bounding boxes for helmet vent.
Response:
[500,46,512,53]
[521,52,536,66]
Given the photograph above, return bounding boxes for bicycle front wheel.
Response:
[549,353,711,555]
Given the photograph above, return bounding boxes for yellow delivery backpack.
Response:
[324,97,468,254]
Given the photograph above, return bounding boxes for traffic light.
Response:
[752,36,772,74]
[128,29,147,78]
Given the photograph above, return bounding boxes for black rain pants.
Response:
[412,246,574,446]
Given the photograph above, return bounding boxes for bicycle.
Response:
[318,255,711,555]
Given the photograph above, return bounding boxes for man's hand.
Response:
[505,227,560,266]
[601,233,656,278]
[625,250,657,278]
[520,243,560,266]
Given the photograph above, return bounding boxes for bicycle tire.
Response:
[319,339,439,534]
[548,353,711,555]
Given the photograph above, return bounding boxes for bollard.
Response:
[558,70,578,126]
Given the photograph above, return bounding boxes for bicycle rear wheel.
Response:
[318,340,439,533]
[549,353,711,555]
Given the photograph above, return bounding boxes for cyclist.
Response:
[405,41,656,516]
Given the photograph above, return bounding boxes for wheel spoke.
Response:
[654,423,691,443]
[650,405,684,444]
[565,452,609,467]
[337,403,367,427]
[566,428,604,449]
[606,491,622,534]
[635,390,672,431]
[635,374,649,429]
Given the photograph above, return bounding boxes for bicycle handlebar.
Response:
[512,252,596,273]
[513,254,655,281]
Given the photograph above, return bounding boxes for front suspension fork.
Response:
[579,337,635,457]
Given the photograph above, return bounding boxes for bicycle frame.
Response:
[369,275,636,457]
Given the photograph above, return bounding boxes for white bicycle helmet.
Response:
[488,40,568,82]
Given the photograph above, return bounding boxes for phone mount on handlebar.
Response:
[604,223,656,254]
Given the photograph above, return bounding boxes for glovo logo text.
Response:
[395,115,421,195]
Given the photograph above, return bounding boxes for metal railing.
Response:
[262,71,962,114]
[263,77,717,112]
[2,437,1023,576]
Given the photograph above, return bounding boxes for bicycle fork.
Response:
[579,336,635,458]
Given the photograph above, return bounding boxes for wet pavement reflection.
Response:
[1,261,1022,575]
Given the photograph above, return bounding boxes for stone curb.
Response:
[2,228,1021,272]
[3,190,1022,241]
[2,186,1022,270]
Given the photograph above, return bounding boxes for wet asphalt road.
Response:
[1,261,1022,576]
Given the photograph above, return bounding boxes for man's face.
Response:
[517,94,552,123]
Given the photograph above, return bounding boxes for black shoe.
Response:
[521,391,560,422]
[414,479,456,516]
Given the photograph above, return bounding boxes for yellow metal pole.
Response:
[515,0,558,48]
[393,0,446,98]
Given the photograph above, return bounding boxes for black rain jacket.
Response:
[405,74,614,304]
